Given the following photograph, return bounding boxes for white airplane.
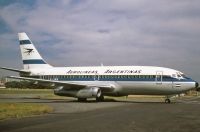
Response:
[0,32,199,103]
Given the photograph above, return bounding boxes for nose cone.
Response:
[196,82,199,88]
[195,82,200,91]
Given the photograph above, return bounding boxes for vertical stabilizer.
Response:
[18,32,52,69]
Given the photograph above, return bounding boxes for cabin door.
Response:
[94,74,99,81]
[156,71,163,84]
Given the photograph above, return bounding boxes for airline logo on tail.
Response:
[24,48,34,55]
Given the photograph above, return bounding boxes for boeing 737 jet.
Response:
[0,32,199,103]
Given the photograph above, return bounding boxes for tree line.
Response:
[5,81,52,89]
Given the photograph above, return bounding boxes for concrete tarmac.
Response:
[1,96,200,132]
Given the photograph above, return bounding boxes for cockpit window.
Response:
[181,74,186,78]
[176,72,188,80]
[181,74,190,79]
[172,73,187,79]
[177,74,181,78]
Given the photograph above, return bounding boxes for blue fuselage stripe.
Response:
[23,59,46,64]
[57,78,191,82]
[28,75,193,82]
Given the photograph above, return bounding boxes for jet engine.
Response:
[76,87,101,98]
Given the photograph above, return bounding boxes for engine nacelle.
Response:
[76,87,101,98]
[54,86,76,97]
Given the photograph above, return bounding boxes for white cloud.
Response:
[0,0,200,81]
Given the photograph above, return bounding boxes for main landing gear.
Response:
[165,96,172,103]
[165,98,171,103]
[96,95,104,102]
[78,98,87,102]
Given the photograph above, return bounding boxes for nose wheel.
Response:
[165,98,171,103]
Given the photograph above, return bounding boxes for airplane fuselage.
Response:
[21,66,197,97]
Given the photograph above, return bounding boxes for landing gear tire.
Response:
[96,89,104,102]
[165,99,171,103]
[78,98,87,102]
[96,95,104,102]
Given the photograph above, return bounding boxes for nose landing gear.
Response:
[165,95,172,103]
[165,98,171,103]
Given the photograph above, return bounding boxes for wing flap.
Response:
[8,76,114,91]
[9,76,86,90]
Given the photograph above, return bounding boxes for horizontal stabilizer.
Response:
[0,67,30,74]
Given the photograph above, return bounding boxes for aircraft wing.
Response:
[8,76,114,92]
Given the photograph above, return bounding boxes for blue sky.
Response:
[0,0,200,82]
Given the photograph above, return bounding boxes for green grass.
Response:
[0,103,53,120]
[0,88,72,99]
[0,88,53,94]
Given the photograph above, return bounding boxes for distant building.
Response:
[0,77,5,88]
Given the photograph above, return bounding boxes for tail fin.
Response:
[18,32,52,69]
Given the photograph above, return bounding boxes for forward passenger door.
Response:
[156,71,163,84]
